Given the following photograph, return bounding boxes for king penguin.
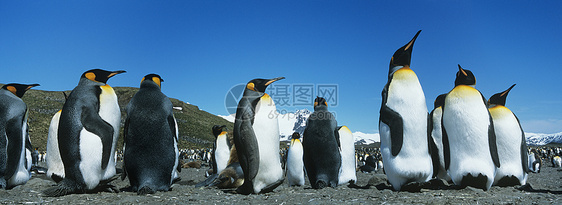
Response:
[442,65,500,191]
[337,126,356,185]
[46,92,67,183]
[303,97,341,189]
[0,83,39,189]
[122,74,181,195]
[286,132,305,186]
[212,125,231,175]
[43,69,125,196]
[429,94,451,182]
[488,84,529,187]
[379,30,433,191]
[233,77,285,194]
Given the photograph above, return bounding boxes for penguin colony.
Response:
[0,30,541,196]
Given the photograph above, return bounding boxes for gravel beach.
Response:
[1,161,560,204]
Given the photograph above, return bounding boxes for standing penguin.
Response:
[43,69,125,196]
[337,126,356,185]
[442,65,500,191]
[379,30,433,191]
[488,84,529,186]
[0,83,39,189]
[212,125,231,175]
[233,77,285,194]
[122,74,180,195]
[286,132,305,186]
[303,97,341,189]
[46,92,67,183]
[429,94,451,182]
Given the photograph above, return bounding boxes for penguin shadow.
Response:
[517,183,562,195]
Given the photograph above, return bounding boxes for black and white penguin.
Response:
[286,132,305,186]
[43,69,125,196]
[337,126,356,185]
[46,92,67,183]
[303,97,341,189]
[197,131,245,189]
[488,84,529,186]
[0,83,39,189]
[212,125,231,175]
[379,30,433,191]
[233,77,285,194]
[442,65,500,191]
[122,74,180,195]
[528,149,541,173]
[429,94,451,182]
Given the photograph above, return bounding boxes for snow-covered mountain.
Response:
[219,111,561,146]
[525,132,562,146]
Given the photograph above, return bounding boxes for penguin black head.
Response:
[313,97,328,109]
[454,64,476,87]
[1,83,40,98]
[291,132,301,140]
[389,30,421,76]
[434,94,447,109]
[81,69,126,84]
[141,73,164,88]
[488,84,516,107]
[245,77,285,93]
[212,125,227,138]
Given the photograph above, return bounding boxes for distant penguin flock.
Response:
[0,30,551,196]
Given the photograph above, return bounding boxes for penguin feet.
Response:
[258,178,284,194]
[42,179,84,197]
[137,186,156,195]
[400,181,424,193]
[235,182,253,195]
[315,180,328,189]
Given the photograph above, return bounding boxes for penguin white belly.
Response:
[286,139,305,186]
[215,133,230,174]
[490,107,527,185]
[443,86,496,189]
[46,111,64,179]
[8,116,31,187]
[251,94,283,193]
[381,70,432,190]
[98,85,120,180]
[79,129,104,189]
[338,126,357,185]
[431,107,451,181]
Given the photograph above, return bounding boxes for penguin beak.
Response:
[25,84,40,91]
[458,64,468,76]
[265,77,285,86]
[108,70,127,78]
[404,30,421,52]
[501,84,516,97]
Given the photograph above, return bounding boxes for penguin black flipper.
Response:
[482,93,500,168]
[380,104,403,156]
[441,105,451,170]
[167,114,181,173]
[515,115,530,173]
[427,112,440,178]
[334,126,341,150]
[233,101,260,195]
[80,106,114,170]
[4,117,25,181]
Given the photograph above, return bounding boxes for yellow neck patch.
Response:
[393,67,417,80]
[85,72,96,81]
[6,86,17,95]
[246,82,255,91]
[152,77,161,87]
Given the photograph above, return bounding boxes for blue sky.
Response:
[1,1,561,134]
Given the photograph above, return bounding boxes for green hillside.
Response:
[16,86,233,151]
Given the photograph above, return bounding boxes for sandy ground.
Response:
[1,162,560,204]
